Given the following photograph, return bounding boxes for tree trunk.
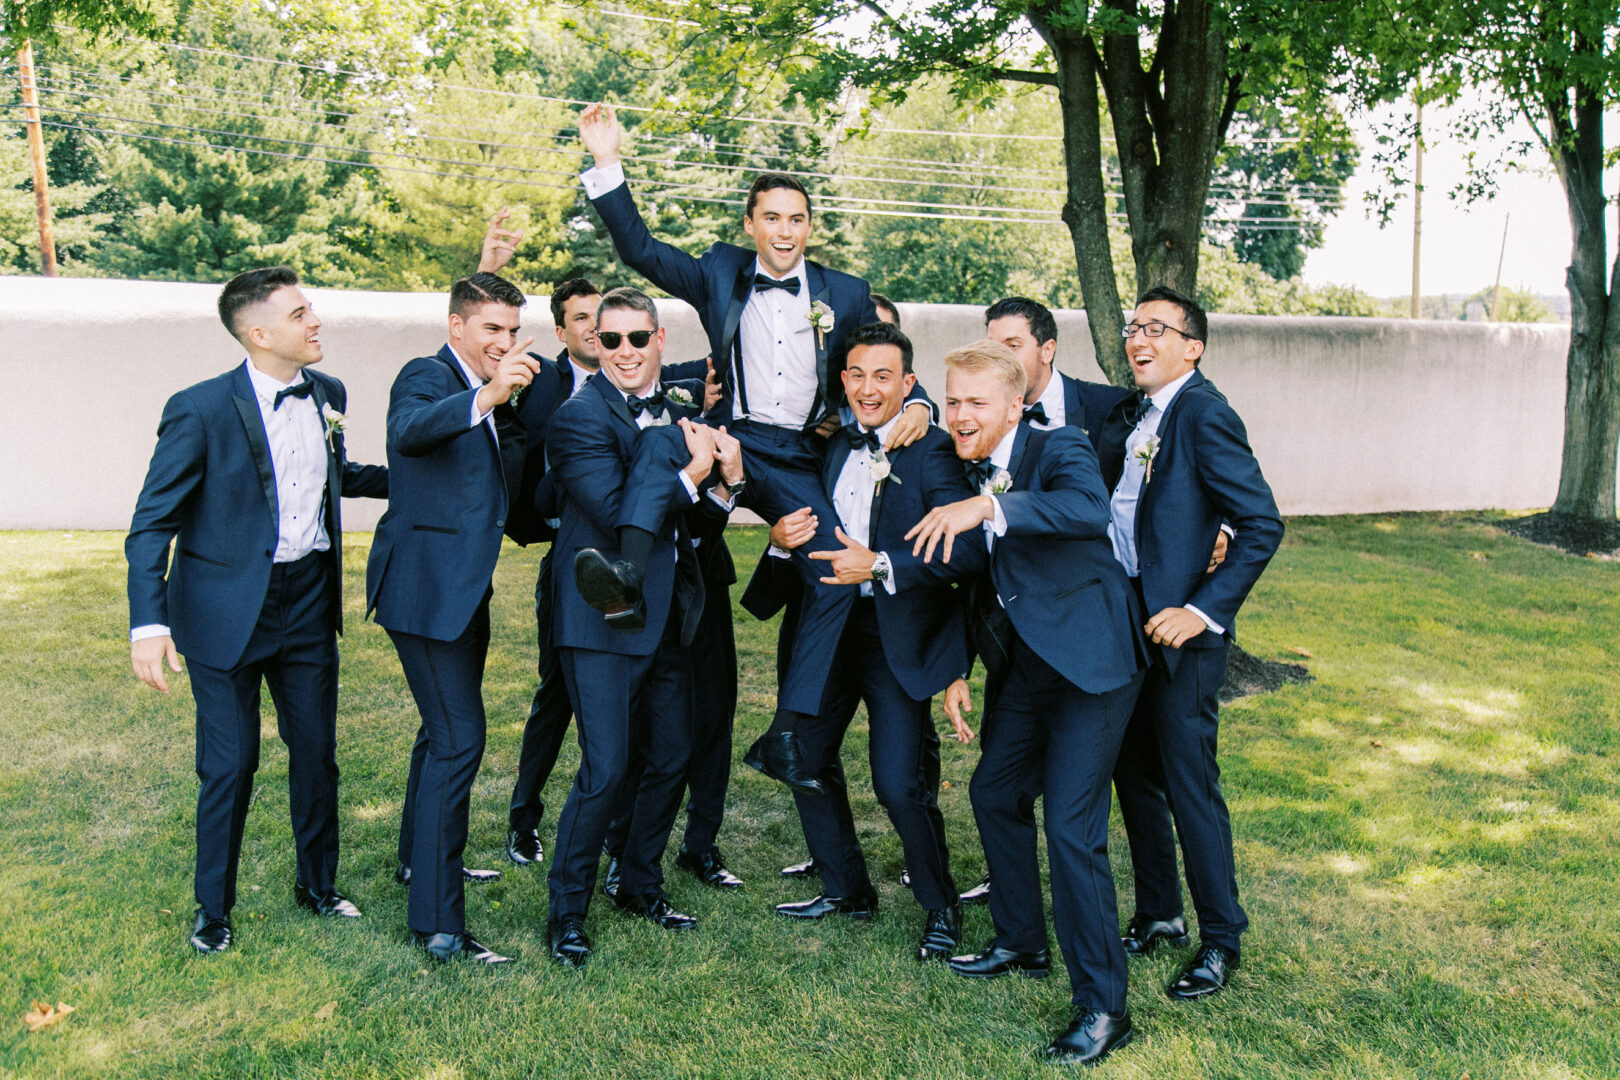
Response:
[1029,8,1131,386]
[1547,61,1619,522]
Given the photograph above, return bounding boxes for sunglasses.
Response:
[596,330,655,349]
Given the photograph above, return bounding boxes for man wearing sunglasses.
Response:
[543,288,745,966]
[1097,286,1283,1002]
[572,103,936,796]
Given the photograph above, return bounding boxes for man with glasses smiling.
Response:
[1097,286,1283,1002]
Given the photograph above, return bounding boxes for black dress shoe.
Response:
[396,865,501,885]
[1045,1009,1133,1066]
[507,827,544,866]
[615,891,698,931]
[916,903,962,962]
[959,873,991,906]
[416,930,513,965]
[572,549,645,632]
[1122,913,1190,957]
[675,847,743,889]
[601,856,622,900]
[774,890,877,921]
[294,883,361,918]
[780,856,820,879]
[742,732,826,797]
[1167,943,1239,999]
[548,918,592,968]
[189,908,232,954]
[947,944,1050,979]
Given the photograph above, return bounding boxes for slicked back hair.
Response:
[746,173,812,219]
[597,286,660,330]
[985,296,1057,346]
[550,277,601,327]
[1137,285,1207,343]
[871,293,901,328]
[944,340,1026,402]
[218,265,300,343]
[450,272,526,319]
[846,321,913,374]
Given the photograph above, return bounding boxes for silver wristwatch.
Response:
[870,551,893,584]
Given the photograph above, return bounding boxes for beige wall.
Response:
[0,275,1578,530]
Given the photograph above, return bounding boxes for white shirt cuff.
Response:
[706,487,738,511]
[581,161,627,200]
[131,624,170,643]
[678,471,700,503]
[875,553,897,595]
[988,495,1008,537]
[767,545,791,559]
[1220,523,1235,538]
[470,398,492,428]
[1185,604,1225,636]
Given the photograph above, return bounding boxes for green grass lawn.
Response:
[2,515,1616,1079]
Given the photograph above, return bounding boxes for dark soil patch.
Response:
[1221,643,1313,703]
[1499,512,1620,558]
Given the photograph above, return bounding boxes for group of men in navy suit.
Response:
[125,99,1283,1068]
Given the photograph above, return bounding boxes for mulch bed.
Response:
[1220,643,1313,703]
[1499,512,1620,558]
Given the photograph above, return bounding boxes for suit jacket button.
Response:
[496,518,505,528]
[265,550,273,558]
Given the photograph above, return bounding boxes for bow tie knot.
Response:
[627,389,665,417]
[846,426,882,453]
[1126,391,1155,426]
[273,379,314,410]
[964,459,994,490]
[1021,402,1049,426]
[753,273,801,296]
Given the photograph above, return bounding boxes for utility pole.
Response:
[16,40,58,276]
[1490,214,1510,320]
[1410,99,1422,319]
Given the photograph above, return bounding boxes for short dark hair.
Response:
[984,296,1057,346]
[450,272,526,319]
[550,277,601,327]
[871,293,900,328]
[845,320,913,374]
[1137,285,1207,343]
[218,266,300,343]
[746,173,812,219]
[597,286,660,330]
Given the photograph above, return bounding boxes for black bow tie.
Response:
[626,389,665,417]
[753,273,801,296]
[1021,402,1049,426]
[964,459,994,490]
[1126,391,1154,426]
[846,426,882,453]
[273,379,314,410]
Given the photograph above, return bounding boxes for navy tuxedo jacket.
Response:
[366,346,518,641]
[1059,372,1133,447]
[977,424,1144,695]
[590,179,885,427]
[547,374,726,656]
[504,347,580,547]
[1097,370,1283,664]
[741,425,987,702]
[126,363,387,670]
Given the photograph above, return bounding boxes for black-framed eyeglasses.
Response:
[596,330,654,349]
[1121,321,1200,342]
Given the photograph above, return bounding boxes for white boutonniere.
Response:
[981,467,1012,497]
[321,403,345,451]
[808,300,835,349]
[868,446,901,490]
[666,385,695,408]
[1135,434,1161,484]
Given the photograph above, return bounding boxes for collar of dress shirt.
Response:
[1147,368,1198,414]
[988,423,1019,470]
[611,378,660,403]
[568,357,597,393]
[243,357,308,405]
[751,257,807,290]
[446,343,486,389]
[1032,367,1065,421]
[857,412,901,450]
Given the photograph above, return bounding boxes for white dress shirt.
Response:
[130,358,330,643]
[980,425,1018,551]
[1106,368,1222,634]
[581,161,820,428]
[830,416,901,597]
[567,357,596,396]
[447,345,499,442]
[1026,371,1066,430]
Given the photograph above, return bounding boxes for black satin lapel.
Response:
[809,267,831,406]
[308,376,341,491]
[593,374,639,431]
[233,393,279,525]
[824,437,853,503]
[1006,423,1033,486]
[720,264,752,385]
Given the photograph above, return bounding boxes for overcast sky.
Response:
[1301,98,1619,299]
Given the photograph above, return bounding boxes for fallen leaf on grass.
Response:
[1287,646,1314,659]
[159,909,172,916]
[1470,551,1489,561]
[941,781,952,790]
[313,1001,337,1021]
[24,1002,75,1033]
[1370,740,1385,748]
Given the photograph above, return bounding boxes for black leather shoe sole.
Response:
[573,550,645,632]
[742,734,827,797]
[507,829,544,866]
